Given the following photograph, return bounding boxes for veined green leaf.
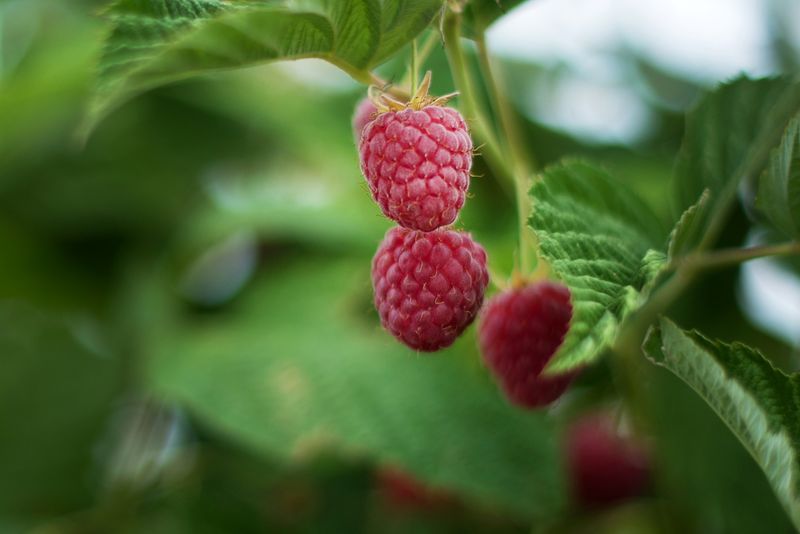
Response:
[86,0,440,131]
[674,76,800,248]
[758,115,800,239]
[145,258,566,519]
[644,317,800,530]
[529,160,667,374]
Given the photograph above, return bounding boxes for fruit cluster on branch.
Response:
[354,75,577,409]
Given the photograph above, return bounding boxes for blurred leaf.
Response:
[758,115,800,239]
[667,189,711,261]
[0,302,120,517]
[644,317,800,530]
[86,0,441,131]
[529,160,667,374]
[0,5,97,181]
[674,76,800,248]
[145,258,566,519]
[462,0,525,38]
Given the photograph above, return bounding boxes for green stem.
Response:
[474,35,534,175]
[475,32,538,275]
[400,30,440,89]
[675,241,800,271]
[442,12,516,199]
[410,39,418,94]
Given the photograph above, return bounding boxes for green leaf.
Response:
[644,317,800,530]
[145,258,566,519]
[87,0,441,130]
[647,364,794,533]
[0,302,121,516]
[674,76,800,248]
[529,160,667,374]
[758,115,800,238]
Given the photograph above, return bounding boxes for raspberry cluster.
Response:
[353,78,575,407]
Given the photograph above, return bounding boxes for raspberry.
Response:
[371,227,488,351]
[352,97,377,143]
[478,282,576,408]
[566,411,651,508]
[359,106,472,232]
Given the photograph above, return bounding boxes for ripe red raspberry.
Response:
[478,281,576,408]
[371,227,488,351]
[359,106,472,232]
[352,97,377,142]
[566,411,651,508]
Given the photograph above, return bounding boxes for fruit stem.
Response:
[441,11,516,200]
[400,30,440,90]
[411,39,419,95]
[474,32,538,277]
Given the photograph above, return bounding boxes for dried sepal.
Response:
[368,71,459,113]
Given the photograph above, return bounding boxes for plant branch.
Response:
[474,32,538,275]
[441,11,516,199]
[615,240,799,359]
[673,241,800,272]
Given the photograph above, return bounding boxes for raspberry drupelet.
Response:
[371,227,488,351]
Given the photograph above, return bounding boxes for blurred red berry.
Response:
[352,97,378,142]
[566,411,651,508]
[478,281,576,408]
[377,467,453,510]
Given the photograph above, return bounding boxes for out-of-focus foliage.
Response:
[674,77,800,246]
[0,302,121,517]
[759,116,800,239]
[1,0,800,532]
